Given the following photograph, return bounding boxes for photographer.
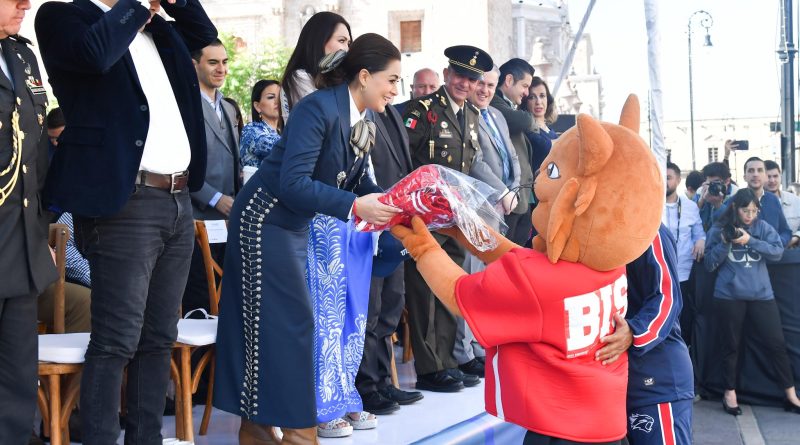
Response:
[697,162,737,232]
[704,189,800,415]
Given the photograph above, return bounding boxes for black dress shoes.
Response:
[447,368,480,387]
[722,399,742,416]
[361,390,400,415]
[378,385,424,405]
[458,358,485,378]
[415,370,465,392]
[784,399,800,414]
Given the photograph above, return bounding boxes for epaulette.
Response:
[467,101,480,113]
[418,98,433,111]
[10,34,32,46]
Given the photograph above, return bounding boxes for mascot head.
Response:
[531,95,663,271]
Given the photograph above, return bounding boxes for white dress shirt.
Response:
[90,0,192,175]
[776,190,800,235]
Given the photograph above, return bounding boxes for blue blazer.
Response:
[35,0,217,217]
[257,82,382,230]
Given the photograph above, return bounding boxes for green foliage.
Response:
[219,32,291,123]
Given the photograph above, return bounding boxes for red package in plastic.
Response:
[355,165,506,251]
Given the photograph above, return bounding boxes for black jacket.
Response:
[0,35,57,299]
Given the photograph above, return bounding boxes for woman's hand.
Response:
[732,228,750,245]
[354,193,401,225]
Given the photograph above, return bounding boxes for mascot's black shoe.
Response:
[416,370,464,392]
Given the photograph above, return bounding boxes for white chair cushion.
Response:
[39,333,90,364]
[176,319,217,346]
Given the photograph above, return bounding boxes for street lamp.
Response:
[687,10,713,170]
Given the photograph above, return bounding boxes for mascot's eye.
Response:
[546,162,560,179]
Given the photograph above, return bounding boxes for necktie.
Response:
[480,109,511,185]
[456,108,465,134]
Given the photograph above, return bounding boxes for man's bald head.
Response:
[411,68,440,99]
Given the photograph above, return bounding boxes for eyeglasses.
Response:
[739,208,759,216]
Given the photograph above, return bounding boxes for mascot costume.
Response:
[392,95,664,443]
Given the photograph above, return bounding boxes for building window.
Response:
[708,146,718,162]
[400,20,421,53]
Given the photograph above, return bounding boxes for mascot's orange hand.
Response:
[390,216,441,261]
[391,217,467,316]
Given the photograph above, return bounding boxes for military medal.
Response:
[441,122,448,129]
[26,76,47,95]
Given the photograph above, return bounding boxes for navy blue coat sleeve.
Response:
[278,97,357,222]
[626,228,683,356]
[35,0,151,74]
[160,0,217,53]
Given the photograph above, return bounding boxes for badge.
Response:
[37,113,43,126]
[441,122,448,129]
[427,110,438,125]
[440,96,447,106]
[470,130,478,141]
[439,129,452,139]
[410,109,421,118]
[24,65,31,75]
[441,150,448,158]
[26,77,46,95]
[447,155,453,163]
[405,117,417,129]
[336,171,346,188]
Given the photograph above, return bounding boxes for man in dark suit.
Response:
[356,105,423,414]
[183,38,240,315]
[35,1,216,443]
[0,2,57,443]
[491,58,535,245]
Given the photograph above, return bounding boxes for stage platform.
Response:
[94,351,526,445]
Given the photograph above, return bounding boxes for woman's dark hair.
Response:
[317,33,401,89]
[250,79,282,132]
[717,188,761,228]
[524,76,557,124]
[281,12,351,108]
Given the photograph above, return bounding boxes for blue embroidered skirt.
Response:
[307,215,374,422]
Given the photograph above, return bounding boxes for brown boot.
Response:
[239,418,281,445]
[280,427,320,445]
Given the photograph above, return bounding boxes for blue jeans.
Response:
[74,186,193,445]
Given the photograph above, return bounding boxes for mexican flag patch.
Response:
[405,118,417,129]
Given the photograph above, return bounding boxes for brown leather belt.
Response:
[135,170,189,193]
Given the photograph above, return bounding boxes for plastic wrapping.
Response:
[355,165,507,251]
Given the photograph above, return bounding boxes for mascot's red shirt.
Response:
[456,248,629,442]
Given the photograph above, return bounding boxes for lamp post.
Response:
[687,10,713,170]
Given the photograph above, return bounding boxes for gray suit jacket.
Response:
[475,106,521,194]
[191,97,240,220]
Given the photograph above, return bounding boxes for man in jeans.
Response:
[35,0,216,443]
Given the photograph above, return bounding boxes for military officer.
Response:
[0,1,58,443]
[400,45,494,392]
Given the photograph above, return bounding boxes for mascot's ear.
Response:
[546,178,580,263]
[619,94,640,133]
[576,114,613,177]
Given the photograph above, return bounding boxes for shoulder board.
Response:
[467,102,480,113]
[10,34,32,46]
[418,98,433,111]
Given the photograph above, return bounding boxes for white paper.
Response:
[204,220,228,244]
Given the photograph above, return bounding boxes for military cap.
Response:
[444,45,493,80]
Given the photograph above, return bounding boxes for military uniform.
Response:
[403,85,482,173]
[0,34,57,444]
[400,45,493,388]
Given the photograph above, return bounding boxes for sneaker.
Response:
[361,390,400,414]
[378,385,424,405]
[317,418,353,438]
[346,411,378,430]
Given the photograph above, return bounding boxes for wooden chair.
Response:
[37,223,90,445]
[172,220,223,442]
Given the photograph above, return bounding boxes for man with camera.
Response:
[765,160,800,248]
[697,162,737,232]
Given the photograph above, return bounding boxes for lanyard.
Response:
[668,197,682,246]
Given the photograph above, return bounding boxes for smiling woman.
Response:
[213,32,403,443]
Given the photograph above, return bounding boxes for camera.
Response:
[723,224,741,241]
[707,180,726,197]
